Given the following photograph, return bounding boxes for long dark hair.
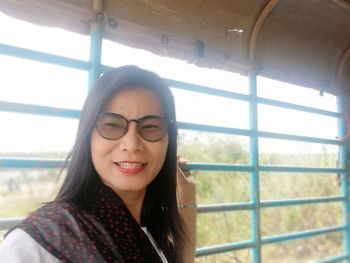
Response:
[55,65,185,261]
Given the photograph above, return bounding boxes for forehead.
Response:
[103,87,165,116]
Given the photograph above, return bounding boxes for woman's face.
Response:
[90,87,169,198]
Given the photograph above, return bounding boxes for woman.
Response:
[0,65,196,262]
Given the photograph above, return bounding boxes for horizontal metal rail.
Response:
[1,159,341,175]
[260,196,345,208]
[257,97,340,118]
[259,165,344,174]
[0,105,341,148]
[1,158,342,175]
[0,116,339,146]
[188,163,252,172]
[261,225,346,245]
[0,43,89,70]
[166,79,338,120]
[166,78,251,102]
[0,45,339,122]
[196,225,346,257]
[0,103,341,145]
[0,220,345,258]
[0,199,343,232]
[197,196,344,213]
[316,254,350,263]
[189,163,341,174]
[196,240,255,257]
[0,101,80,119]
[258,131,340,145]
[166,78,343,119]
[177,121,251,136]
[0,158,65,169]
[198,202,253,213]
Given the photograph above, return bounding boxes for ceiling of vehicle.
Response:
[1,0,349,96]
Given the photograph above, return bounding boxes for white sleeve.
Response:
[0,228,60,263]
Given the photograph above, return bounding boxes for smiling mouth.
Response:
[116,162,145,169]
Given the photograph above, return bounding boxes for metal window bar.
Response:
[0,31,349,263]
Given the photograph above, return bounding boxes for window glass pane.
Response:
[173,89,248,129]
[178,131,249,164]
[0,55,88,109]
[259,139,338,167]
[257,76,337,112]
[195,171,249,204]
[261,204,342,235]
[0,168,63,218]
[0,12,89,60]
[262,233,342,262]
[102,39,249,94]
[0,112,77,157]
[260,173,341,200]
[0,168,66,241]
[197,211,250,247]
[258,105,338,139]
[195,251,251,263]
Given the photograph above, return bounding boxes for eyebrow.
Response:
[100,112,166,119]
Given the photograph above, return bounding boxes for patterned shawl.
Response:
[14,181,169,263]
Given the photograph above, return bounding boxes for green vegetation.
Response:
[178,131,342,262]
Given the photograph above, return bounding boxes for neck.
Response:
[115,189,146,224]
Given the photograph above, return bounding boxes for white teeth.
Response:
[118,162,143,169]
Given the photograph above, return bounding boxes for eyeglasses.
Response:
[95,112,173,142]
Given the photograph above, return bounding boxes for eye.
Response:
[142,123,162,130]
[104,122,123,128]
[141,118,165,132]
[98,116,126,131]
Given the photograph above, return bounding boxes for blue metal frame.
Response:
[338,96,350,261]
[249,69,261,262]
[88,22,103,89]
[0,21,349,263]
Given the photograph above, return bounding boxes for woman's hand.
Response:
[177,157,196,207]
[177,156,196,263]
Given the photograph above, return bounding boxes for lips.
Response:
[114,161,146,174]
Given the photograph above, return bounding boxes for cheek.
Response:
[90,130,110,163]
[155,137,169,167]
[90,131,100,166]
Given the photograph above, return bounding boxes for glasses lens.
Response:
[139,116,168,142]
[96,114,127,140]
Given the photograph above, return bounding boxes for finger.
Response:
[182,170,191,177]
[177,156,192,177]
[177,156,189,165]
[178,164,190,175]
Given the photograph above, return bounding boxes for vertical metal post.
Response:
[337,96,350,257]
[88,0,104,90]
[249,69,261,263]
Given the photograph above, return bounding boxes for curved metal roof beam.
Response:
[330,0,350,12]
[336,45,350,83]
[249,0,280,61]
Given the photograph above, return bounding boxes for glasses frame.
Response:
[95,112,173,142]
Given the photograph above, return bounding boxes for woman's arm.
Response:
[177,157,196,263]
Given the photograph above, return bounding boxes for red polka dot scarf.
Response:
[15,181,170,263]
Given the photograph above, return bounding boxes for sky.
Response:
[0,11,339,155]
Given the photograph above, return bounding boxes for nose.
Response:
[118,122,144,152]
